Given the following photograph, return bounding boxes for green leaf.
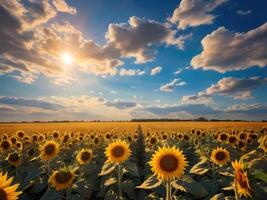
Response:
[210,193,225,200]
[99,162,116,176]
[124,162,139,177]
[175,175,208,198]
[190,157,209,175]
[249,158,267,183]
[104,190,118,200]
[171,182,186,192]
[136,175,161,189]
[104,177,117,187]
[40,189,63,200]
[251,171,267,183]
[240,150,257,162]
[122,180,137,200]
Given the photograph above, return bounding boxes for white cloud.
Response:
[119,68,145,76]
[191,23,267,72]
[237,10,251,16]
[174,68,183,75]
[106,16,191,63]
[181,77,267,103]
[110,90,117,94]
[169,0,227,29]
[151,66,162,75]
[160,78,186,92]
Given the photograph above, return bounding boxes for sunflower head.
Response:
[105,140,131,164]
[149,146,188,181]
[48,168,75,191]
[0,172,22,200]
[210,147,230,166]
[7,152,22,167]
[232,160,252,198]
[76,148,93,165]
[40,141,60,161]
[1,140,10,151]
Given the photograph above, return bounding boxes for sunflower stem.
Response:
[166,179,172,200]
[234,180,240,200]
[46,161,51,174]
[211,162,217,185]
[66,188,72,200]
[118,164,123,199]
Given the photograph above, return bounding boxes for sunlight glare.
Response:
[62,52,73,65]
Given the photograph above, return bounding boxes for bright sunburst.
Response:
[61,52,73,65]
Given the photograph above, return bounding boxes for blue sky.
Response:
[0,0,267,121]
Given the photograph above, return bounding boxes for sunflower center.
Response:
[9,153,19,162]
[55,172,72,184]
[150,138,157,144]
[81,151,91,161]
[160,154,179,172]
[1,141,10,150]
[220,134,227,141]
[45,144,56,155]
[215,151,226,161]
[229,136,237,143]
[111,146,125,158]
[236,171,249,188]
[0,189,7,200]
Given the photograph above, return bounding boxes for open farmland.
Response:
[0,122,266,200]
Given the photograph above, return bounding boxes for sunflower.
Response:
[7,152,22,167]
[232,160,252,198]
[228,136,238,145]
[105,140,131,164]
[258,135,267,152]
[40,141,60,161]
[76,148,93,165]
[0,172,22,200]
[149,146,188,181]
[210,147,230,166]
[219,133,228,142]
[1,140,10,151]
[48,168,75,191]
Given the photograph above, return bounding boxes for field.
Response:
[0,122,266,200]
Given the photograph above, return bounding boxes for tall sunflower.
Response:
[76,148,93,165]
[105,140,131,164]
[232,160,252,198]
[210,147,230,166]
[149,146,188,181]
[40,141,60,161]
[48,168,75,191]
[0,172,22,200]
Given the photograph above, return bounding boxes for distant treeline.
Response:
[0,117,266,123]
[131,117,267,122]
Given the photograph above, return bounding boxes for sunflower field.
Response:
[0,122,266,200]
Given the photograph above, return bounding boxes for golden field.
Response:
[0,122,266,200]
[0,121,266,134]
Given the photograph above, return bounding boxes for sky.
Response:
[0,0,267,121]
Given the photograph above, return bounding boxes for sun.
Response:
[61,52,73,64]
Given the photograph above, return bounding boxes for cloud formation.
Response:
[151,66,162,76]
[191,23,267,72]
[169,0,227,29]
[105,99,137,109]
[119,68,145,76]
[144,103,221,115]
[237,10,251,16]
[160,79,186,92]
[106,16,191,63]
[182,77,267,103]
[0,0,191,84]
